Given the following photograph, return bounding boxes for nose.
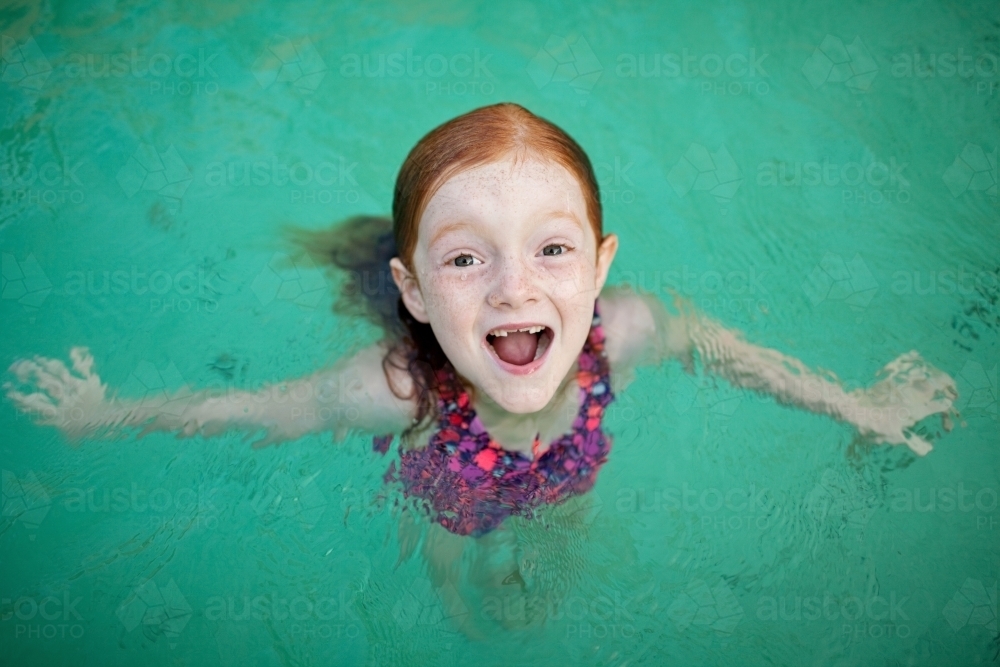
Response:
[487,254,539,310]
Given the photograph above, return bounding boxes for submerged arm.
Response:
[5,345,414,448]
[601,285,958,456]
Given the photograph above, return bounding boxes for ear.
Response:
[389,257,429,323]
[594,233,619,294]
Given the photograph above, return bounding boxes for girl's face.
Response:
[390,156,618,413]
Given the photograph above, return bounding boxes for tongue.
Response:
[491,332,539,366]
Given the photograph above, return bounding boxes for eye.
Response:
[541,244,567,256]
[453,254,480,267]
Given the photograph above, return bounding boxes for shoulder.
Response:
[598,285,658,370]
[320,341,418,434]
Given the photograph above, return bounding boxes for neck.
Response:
[471,361,580,452]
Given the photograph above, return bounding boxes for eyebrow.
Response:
[427,221,475,249]
[540,209,584,230]
[427,210,584,249]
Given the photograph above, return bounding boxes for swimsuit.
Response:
[372,300,614,537]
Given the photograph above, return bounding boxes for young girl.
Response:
[6,103,958,637]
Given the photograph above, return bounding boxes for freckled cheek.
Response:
[423,275,484,325]
[544,261,594,300]
[427,272,489,300]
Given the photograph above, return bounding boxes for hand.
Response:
[850,351,958,456]
[5,347,108,438]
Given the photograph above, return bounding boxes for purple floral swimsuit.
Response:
[372,301,614,537]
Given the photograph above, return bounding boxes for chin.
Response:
[482,380,559,414]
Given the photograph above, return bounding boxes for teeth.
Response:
[488,325,546,337]
[533,328,551,361]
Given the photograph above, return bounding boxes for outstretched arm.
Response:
[600,285,958,456]
[5,345,415,448]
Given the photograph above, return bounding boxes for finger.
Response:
[8,359,29,376]
[10,359,41,384]
[904,432,933,457]
[942,411,955,433]
[5,387,38,410]
[926,394,955,413]
[24,358,71,398]
[70,347,95,377]
[251,430,280,449]
[201,423,227,438]
[7,385,55,409]
[40,356,76,386]
[7,390,59,421]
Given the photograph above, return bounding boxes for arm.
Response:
[5,345,416,448]
[600,285,958,456]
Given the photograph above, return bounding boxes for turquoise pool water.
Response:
[1,0,998,665]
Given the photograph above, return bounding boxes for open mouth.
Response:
[485,325,553,371]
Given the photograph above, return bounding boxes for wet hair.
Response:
[293,103,604,439]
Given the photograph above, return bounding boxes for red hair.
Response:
[393,102,604,270]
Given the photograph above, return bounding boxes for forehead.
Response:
[421,156,587,223]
